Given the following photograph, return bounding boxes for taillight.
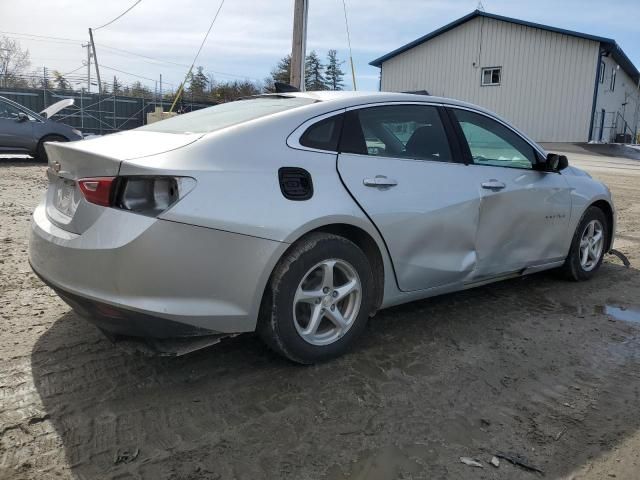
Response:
[78,177,115,206]
[77,176,194,216]
[113,176,195,217]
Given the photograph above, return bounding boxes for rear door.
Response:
[0,98,34,151]
[448,107,572,278]
[337,103,482,292]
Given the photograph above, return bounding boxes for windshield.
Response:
[0,97,42,121]
[138,96,316,134]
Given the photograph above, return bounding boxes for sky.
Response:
[0,0,638,94]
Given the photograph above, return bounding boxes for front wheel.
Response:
[258,233,374,364]
[35,135,67,163]
[560,206,608,281]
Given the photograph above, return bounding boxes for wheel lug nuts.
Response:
[330,305,335,311]
[332,291,338,297]
[323,287,330,294]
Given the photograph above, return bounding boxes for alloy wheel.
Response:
[293,259,362,346]
[579,219,604,271]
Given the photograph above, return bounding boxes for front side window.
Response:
[340,104,452,162]
[0,100,24,120]
[453,109,536,169]
[481,67,501,86]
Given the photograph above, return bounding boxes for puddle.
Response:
[596,305,640,324]
[555,301,640,324]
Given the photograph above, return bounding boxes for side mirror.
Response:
[15,112,29,122]
[542,153,569,172]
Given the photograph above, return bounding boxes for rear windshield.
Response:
[138,96,315,134]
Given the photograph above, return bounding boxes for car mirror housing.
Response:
[541,153,569,172]
[16,112,29,122]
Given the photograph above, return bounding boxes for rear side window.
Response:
[299,114,344,151]
[339,104,452,162]
[139,96,316,134]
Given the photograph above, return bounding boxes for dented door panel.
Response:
[337,154,482,292]
[472,165,572,278]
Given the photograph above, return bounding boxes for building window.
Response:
[599,61,605,83]
[610,69,616,91]
[481,67,501,86]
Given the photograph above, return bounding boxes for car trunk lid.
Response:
[44,130,202,233]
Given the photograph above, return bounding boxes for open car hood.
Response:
[40,98,74,118]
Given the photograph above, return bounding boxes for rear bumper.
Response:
[29,203,287,337]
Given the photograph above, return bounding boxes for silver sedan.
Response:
[29,92,615,363]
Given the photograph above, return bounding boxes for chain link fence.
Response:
[0,84,216,136]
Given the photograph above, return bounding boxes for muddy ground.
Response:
[1,153,639,480]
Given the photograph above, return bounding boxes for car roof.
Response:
[265,90,497,114]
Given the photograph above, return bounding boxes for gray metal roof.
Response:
[369,10,639,84]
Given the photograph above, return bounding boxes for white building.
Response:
[370,10,640,143]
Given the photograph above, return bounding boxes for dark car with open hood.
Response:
[0,95,82,162]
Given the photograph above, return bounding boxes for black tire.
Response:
[560,206,609,281]
[258,232,374,364]
[35,135,67,163]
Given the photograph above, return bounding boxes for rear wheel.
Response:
[35,135,67,163]
[560,206,608,281]
[258,233,374,364]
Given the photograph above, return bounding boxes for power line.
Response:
[341,0,357,91]
[59,65,86,76]
[93,0,143,31]
[100,64,184,91]
[171,0,226,111]
[97,45,260,80]
[0,30,83,44]
[97,43,190,68]
[1,29,259,82]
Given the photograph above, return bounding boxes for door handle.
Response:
[481,179,506,190]
[363,175,398,188]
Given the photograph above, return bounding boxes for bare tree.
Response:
[0,36,31,87]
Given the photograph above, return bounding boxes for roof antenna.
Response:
[477,1,485,11]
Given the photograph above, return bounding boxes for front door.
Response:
[449,108,572,279]
[337,103,482,292]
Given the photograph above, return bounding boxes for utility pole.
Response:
[290,0,308,90]
[160,74,163,109]
[88,28,103,134]
[83,43,91,93]
[42,66,47,108]
[88,28,102,95]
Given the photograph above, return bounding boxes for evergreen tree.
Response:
[52,70,70,90]
[188,66,209,99]
[264,54,291,92]
[324,49,345,90]
[304,50,326,91]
